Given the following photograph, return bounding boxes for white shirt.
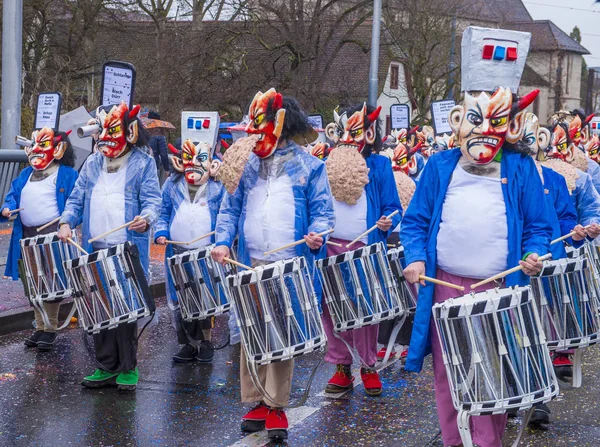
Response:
[89,163,128,246]
[436,163,509,279]
[332,190,368,244]
[20,170,59,227]
[244,170,296,262]
[170,185,213,250]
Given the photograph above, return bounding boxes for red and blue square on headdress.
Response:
[482,39,518,62]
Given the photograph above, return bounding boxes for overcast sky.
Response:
[523,0,600,67]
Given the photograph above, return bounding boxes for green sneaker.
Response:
[116,367,139,393]
[81,369,119,389]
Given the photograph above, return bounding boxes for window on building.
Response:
[390,65,399,90]
[386,116,391,135]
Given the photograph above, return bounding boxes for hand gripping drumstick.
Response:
[347,210,400,248]
[164,231,216,246]
[263,229,335,256]
[37,216,61,232]
[88,215,149,244]
[7,208,24,215]
[67,237,88,255]
[551,225,591,245]
[419,275,465,291]
[470,253,553,290]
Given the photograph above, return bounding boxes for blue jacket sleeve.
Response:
[520,157,552,256]
[215,184,244,249]
[60,159,90,228]
[553,173,578,240]
[576,172,600,227]
[155,180,173,241]
[306,161,335,236]
[400,157,437,265]
[587,159,600,195]
[0,172,24,220]
[376,157,402,240]
[140,157,162,227]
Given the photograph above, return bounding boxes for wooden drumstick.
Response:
[7,208,24,215]
[263,229,335,256]
[326,240,343,247]
[67,237,88,255]
[187,230,216,245]
[88,215,149,243]
[347,210,400,248]
[551,225,590,245]
[224,257,254,271]
[470,253,553,290]
[419,275,465,291]
[37,216,61,232]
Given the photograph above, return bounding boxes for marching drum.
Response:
[316,242,406,332]
[386,245,417,313]
[530,257,600,350]
[167,245,231,322]
[433,286,557,418]
[20,230,79,303]
[226,256,326,365]
[64,242,155,334]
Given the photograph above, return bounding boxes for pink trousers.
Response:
[321,238,379,367]
[431,269,507,447]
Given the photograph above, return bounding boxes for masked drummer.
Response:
[401,27,553,447]
[211,89,335,442]
[319,104,401,396]
[155,138,224,363]
[2,127,78,351]
[57,101,161,393]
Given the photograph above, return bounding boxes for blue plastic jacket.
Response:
[541,166,578,259]
[155,175,225,304]
[60,150,162,272]
[1,165,79,280]
[412,153,426,183]
[572,169,600,227]
[400,148,552,373]
[586,158,600,194]
[215,141,335,267]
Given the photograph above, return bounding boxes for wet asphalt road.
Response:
[2,306,600,447]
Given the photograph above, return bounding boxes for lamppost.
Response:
[1,0,23,149]
[368,0,382,107]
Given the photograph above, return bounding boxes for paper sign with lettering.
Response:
[390,104,410,130]
[308,114,324,130]
[100,61,136,109]
[34,92,62,130]
[430,99,456,135]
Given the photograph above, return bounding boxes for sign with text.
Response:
[34,92,62,130]
[390,104,410,130]
[100,61,136,109]
[308,114,324,130]
[591,117,600,136]
[430,99,456,135]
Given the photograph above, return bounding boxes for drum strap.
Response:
[457,407,535,447]
[31,298,78,332]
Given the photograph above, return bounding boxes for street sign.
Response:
[34,92,62,130]
[100,61,136,109]
[430,99,456,135]
[390,104,410,129]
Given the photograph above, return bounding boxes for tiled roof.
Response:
[505,20,589,54]
[456,0,532,23]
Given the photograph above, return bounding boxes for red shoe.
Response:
[361,367,382,396]
[552,353,573,367]
[325,364,354,393]
[241,403,269,432]
[376,347,397,360]
[266,409,288,441]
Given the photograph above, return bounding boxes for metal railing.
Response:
[0,149,28,204]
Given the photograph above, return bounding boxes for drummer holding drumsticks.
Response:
[211,90,335,443]
[58,101,161,393]
[400,27,553,447]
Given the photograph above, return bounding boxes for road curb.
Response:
[0,282,166,336]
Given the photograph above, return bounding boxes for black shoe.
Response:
[173,344,198,363]
[197,340,214,363]
[241,419,266,433]
[24,331,44,347]
[529,403,551,429]
[37,332,57,352]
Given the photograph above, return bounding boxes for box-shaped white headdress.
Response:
[461,26,531,93]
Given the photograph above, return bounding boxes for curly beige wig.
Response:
[220,135,260,194]
[326,147,370,205]
[393,171,416,212]
[540,158,578,194]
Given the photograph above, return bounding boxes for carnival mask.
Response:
[245,88,286,158]
[586,134,600,164]
[26,127,69,171]
[449,87,538,164]
[333,103,381,153]
[97,101,140,159]
[390,141,420,175]
[547,124,573,162]
[169,139,220,185]
[567,113,595,147]
[310,142,331,160]
[522,113,551,161]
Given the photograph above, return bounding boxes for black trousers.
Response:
[175,310,213,345]
[93,322,138,372]
[378,313,414,346]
